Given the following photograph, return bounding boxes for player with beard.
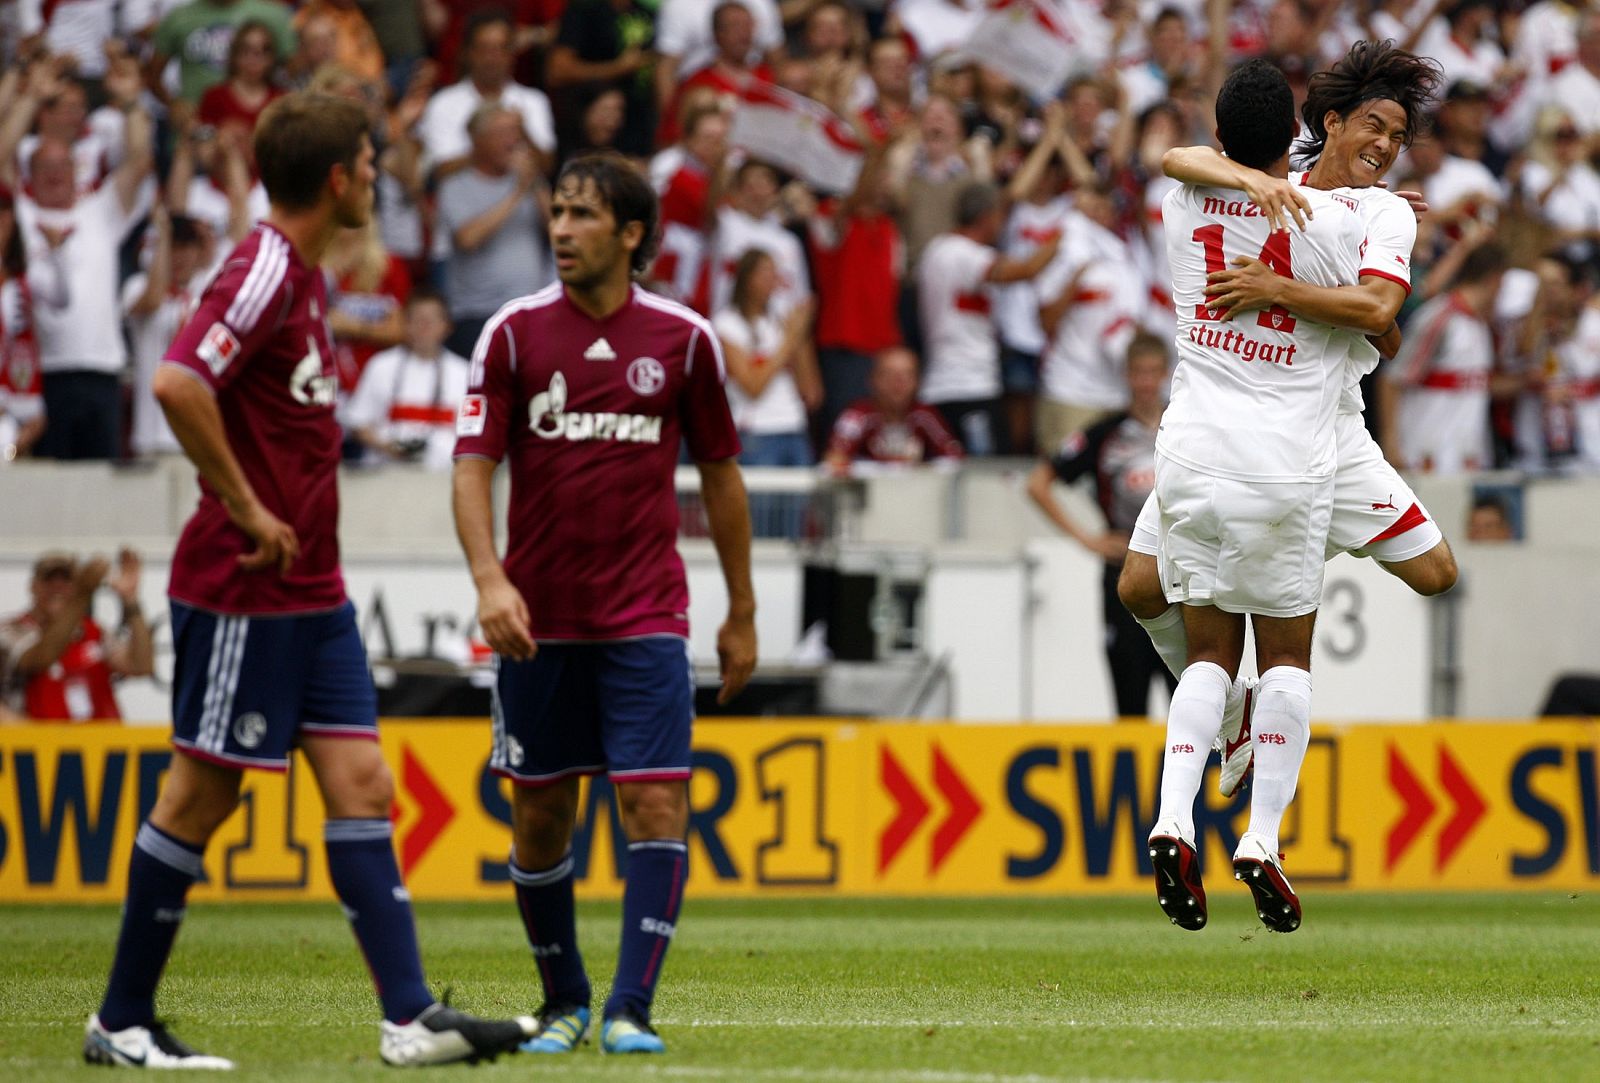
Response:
[1119,41,1455,804]
[452,151,756,1056]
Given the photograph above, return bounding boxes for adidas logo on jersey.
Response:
[584,337,617,361]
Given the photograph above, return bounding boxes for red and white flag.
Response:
[967,0,1085,100]
[729,82,865,195]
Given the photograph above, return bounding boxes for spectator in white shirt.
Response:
[1520,106,1600,265]
[915,181,1059,456]
[712,247,821,467]
[343,289,470,471]
[6,52,153,460]
[1543,10,1600,138]
[417,10,557,178]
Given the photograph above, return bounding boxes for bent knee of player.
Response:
[315,745,395,819]
[616,781,689,841]
[1392,542,1458,597]
[1116,552,1166,619]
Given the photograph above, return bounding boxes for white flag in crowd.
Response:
[729,82,865,195]
[968,0,1095,100]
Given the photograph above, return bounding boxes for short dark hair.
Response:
[1454,241,1508,286]
[555,151,660,276]
[1215,59,1296,171]
[1296,40,1442,165]
[712,0,749,32]
[254,93,369,211]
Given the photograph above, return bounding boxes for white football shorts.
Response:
[1325,413,1442,563]
[1154,451,1334,618]
[1130,415,1444,566]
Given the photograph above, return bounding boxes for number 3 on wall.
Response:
[1191,225,1297,332]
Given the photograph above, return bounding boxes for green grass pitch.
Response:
[3,893,1596,1081]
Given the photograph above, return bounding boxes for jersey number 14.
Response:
[1191,225,1296,333]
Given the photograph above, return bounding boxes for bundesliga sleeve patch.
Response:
[456,394,487,436]
[196,322,241,376]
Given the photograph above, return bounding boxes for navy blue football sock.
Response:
[510,852,591,1008]
[604,839,688,1023]
[98,823,205,1032]
[324,819,434,1023]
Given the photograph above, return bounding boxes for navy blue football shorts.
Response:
[489,636,695,787]
[169,600,379,772]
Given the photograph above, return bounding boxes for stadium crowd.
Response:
[0,0,1598,477]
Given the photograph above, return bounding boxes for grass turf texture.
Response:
[3,894,1595,1082]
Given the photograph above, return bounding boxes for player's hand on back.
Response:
[1241,173,1312,234]
[715,614,757,705]
[477,575,536,661]
[230,500,301,575]
[1204,256,1281,318]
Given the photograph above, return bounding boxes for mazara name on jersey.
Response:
[1203,193,1358,218]
[527,370,663,444]
[1186,322,1299,366]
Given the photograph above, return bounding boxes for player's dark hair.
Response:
[556,151,660,276]
[1296,41,1442,165]
[254,93,369,211]
[1215,59,1296,171]
[1453,241,1508,287]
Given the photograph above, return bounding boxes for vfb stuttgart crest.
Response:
[627,356,666,396]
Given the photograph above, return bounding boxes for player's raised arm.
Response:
[1162,144,1313,234]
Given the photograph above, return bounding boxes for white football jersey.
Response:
[1292,174,1417,416]
[1158,183,1365,482]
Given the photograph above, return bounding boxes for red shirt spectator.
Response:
[824,346,964,472]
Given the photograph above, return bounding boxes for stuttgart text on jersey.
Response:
[1186,322,1299,366]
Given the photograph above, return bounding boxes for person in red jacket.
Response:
[0,549,153,722]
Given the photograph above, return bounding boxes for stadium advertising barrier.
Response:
[2,720,1596,901]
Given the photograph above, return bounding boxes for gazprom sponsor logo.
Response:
[528,372,663,444]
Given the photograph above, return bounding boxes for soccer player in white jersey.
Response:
[1146,59,1366,936]
[1120,42,1454,802]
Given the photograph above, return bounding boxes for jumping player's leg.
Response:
[1234,612,1316,933]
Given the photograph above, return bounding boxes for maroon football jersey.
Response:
[454,283,741,640]
[163,223,347,615]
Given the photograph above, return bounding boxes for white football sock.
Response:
[1245,665,1313,850]
[1156,661,1233,843]
[1135,605,1189,681]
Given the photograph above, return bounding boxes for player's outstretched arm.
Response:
[697,457,757,705]
[1162,145,1312,233]
[152,364,299,574]
[450,456,535,661]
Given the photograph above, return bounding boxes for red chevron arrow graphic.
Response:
[929,744,982,873]
[1436,746,1487,871]
[879,746,930,873]
[399,743,456,876]
[1386,745,1436,871]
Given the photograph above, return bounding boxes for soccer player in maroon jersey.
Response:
[452,151,757,1056]
[84,94,536,1070]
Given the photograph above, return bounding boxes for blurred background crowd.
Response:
[0,0,1598,481]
